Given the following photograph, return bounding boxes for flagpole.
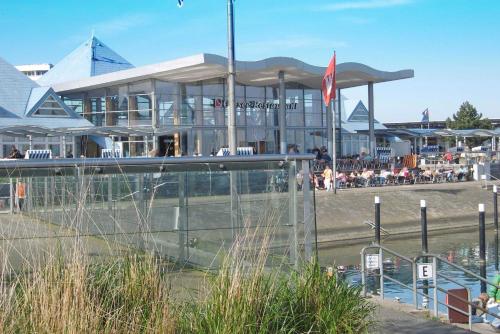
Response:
[226,0,239,241]
[227,0,237,155]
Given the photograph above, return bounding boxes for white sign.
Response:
[418,263,434,279]
[366,254,380,269]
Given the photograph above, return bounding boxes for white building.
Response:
[15,64,53,81]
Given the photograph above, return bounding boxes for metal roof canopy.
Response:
[358,128,500,138]
[0,154,315,178]
[0,125,194,138]
[52,53,414,94]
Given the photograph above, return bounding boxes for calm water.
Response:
[319,226,500,313]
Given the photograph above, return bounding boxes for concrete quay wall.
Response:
[314,181,498,245]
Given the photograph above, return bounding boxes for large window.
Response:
[285,89,304,127]
[32,96,69,117]
[202,82,225,126]
[304,89,323,127]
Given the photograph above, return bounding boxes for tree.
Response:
[446,101,492,129]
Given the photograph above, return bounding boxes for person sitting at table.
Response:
[361,168,375,187]
[457,165,468,181]
[378,169,391,185]
[445,168,454,182]
[397,167,410,184]
[422,168,433,182]
[348,171,358,187]
[336,171,347,188]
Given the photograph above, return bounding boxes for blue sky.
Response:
[1,0,498,122]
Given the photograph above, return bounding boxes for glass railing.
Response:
[0,155,316,270]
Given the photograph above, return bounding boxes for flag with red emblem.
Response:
[322,52,336,106]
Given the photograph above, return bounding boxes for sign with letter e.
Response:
[418,263,433,279]
[365,254,380,269]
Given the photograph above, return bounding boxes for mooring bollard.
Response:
[375,196,381,244]
[420,200,428,253]
[420,199,429,308]
[479,203,487,293]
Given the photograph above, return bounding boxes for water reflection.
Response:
[319,226,500,313]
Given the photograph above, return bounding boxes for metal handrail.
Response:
[415,253,500,331]
[361,245,500,331]
[417,253,500,290]
[360,244,417,308]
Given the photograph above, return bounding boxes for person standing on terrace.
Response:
[322,165,333,192]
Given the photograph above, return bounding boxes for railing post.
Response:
[421,199,429,308]
[302,159,313,262]
[495,186,499,272]
[379,246,384,299]
[479,203,487,293]
[288,161,298,269]
[9,178,14,214]
[412,261,418,309]
[361,249,366,297]
[375,196,381,244]
[494,185,498,231]
[432,256,439,318]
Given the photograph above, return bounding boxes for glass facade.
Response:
[59,78,333,157]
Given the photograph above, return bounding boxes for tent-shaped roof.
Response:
[346,100,380,123]
[0,56,93,129]
[38,35,134,86]
[0,56,38,117]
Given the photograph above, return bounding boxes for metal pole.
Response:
[375,196,381,244]
[278,71,287,154]
[227,0,239,245]
[302,159,313,261]
[412,262,418,309]
[495,186,499,272]
[361,249,366,296]
[337,88,342,157]
[433,256,439,318]
[421,199,429,307]
[332,99,337,194]
[9,178,13,214]
[368,82,375,158]
[288,161,298,268]
[479,203,487,293]
[227,0,236,155]
[379,246,384,299]
[494,185,498,231]
[62,135,66,158]
[326,104,333,162]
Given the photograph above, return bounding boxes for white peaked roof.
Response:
[347,100,379,123]
[0,56,93,129]
[342,100,386,134]
[51,53,414,94]
[38,36,133,86]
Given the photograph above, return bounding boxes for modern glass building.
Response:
[1,36,414,158]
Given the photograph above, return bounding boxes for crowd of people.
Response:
[311,165,471,190]
[307,145,473,191]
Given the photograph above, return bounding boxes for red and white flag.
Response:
[322,52,336,106]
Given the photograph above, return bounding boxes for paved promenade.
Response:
[375,298,475,334]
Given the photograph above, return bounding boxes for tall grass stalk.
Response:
[180,225,376,334]
[0,250,375,333]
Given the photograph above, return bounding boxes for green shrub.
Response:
[0,254,375,333]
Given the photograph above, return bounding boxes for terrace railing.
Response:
[0,155,316,270]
